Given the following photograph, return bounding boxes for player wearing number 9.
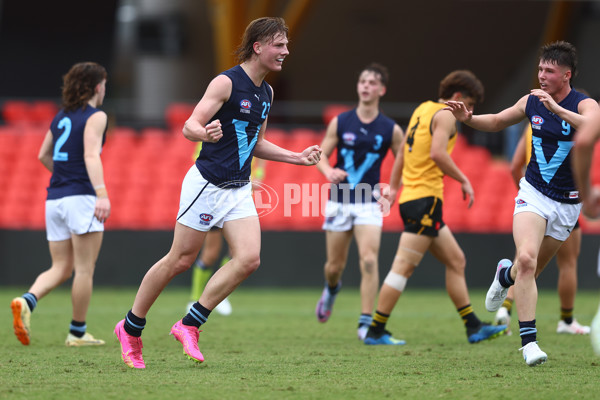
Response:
[444,41,600,366]
[10,62,109,347]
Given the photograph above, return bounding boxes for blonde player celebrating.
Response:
[114,17,321,369]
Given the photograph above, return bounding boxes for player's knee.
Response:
[394,247,423,271]
[172,254,196,275]
[60,269,74,284]
[238,254,261,276]
[51,263,74,283]
[383,271,407,292]
[516,252,536,274]
[447,253,466,274]
[325,259,346,275]
[360,254,377,275]
[202,251,220,267]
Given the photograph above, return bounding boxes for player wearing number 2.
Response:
[10,62,109,347]
[114,17,322,369]
[445,41,599,366]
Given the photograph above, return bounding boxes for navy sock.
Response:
[22,292,37,312]
[70,320,86,338]
[498,265,515,288]
[124,310,146,337]
[327,282,341,296]
[182,302,211,329]
[519,319,537,347]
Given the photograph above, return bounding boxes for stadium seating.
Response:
[165,102,195,131]
[3,101,600,233]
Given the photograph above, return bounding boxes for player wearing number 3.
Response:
[114,17,322,369]
[445,41,599,366]
[10,62,109,347]
[315,63,403,341]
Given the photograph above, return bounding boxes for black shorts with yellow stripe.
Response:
[400,196,445,237]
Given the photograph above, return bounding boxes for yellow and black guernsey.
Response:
[399,101,457,204]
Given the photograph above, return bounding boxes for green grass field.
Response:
[1,287,599,400]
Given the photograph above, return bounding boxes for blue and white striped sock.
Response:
[124,310,146,337]
[182,302,211,328]
[70,320,86,338]
[519,319,537,346]
[22,292,37,312]
[358,313,372,328]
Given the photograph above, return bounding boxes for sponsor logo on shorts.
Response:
[531,115,544,130]
[199,213,214,225]
[516,198,527,207]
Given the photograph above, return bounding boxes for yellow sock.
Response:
[191,266,212,300]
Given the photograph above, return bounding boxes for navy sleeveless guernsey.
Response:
[47,106,105,200]
[525,88,588,204]
[196,65,273,187]
[332,109,395,203]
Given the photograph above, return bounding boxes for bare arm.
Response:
[253,86,322,166]
[182,75,231,143]
[510,129,527,188]
[38,130,54,172]
[385,124,406,204]
[83,111,110,222]
[430,110,474,208]
[389,123,404,157]
[572,108,600,218]
[445,95,529,132]
[254,130,322,165]
[314,116,347,183]
[530,91,599,130]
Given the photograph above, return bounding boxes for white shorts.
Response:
[46,195,104,241]
[176,165,257,232]
[322,200,382,232]
[514,178,581,241]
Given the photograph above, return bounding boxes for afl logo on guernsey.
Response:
[199,213,214,226]
[342,132,356,146]
[239,99,252,114]
[531,115,544,130]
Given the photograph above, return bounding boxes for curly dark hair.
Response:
[234,17,289,64]
[439,70,484,103]
[61,62,107,112]
[540,40,578,79]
